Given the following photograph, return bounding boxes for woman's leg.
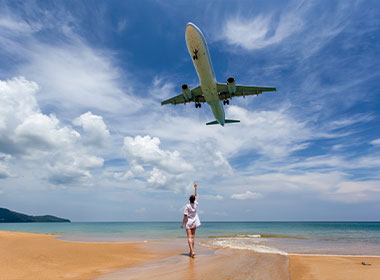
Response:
[191,227,196,257]
[186,228,194,256]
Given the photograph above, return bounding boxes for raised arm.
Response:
[194,182,197,197]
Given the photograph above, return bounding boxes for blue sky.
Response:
[0,0,379,221]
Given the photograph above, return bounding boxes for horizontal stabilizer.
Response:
[206,120,219,125]
[225,119,240,123]
[206,119,241,126]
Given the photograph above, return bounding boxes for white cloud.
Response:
[330,181,380,203]
[328,114,373,130]
[150,76,177,100]
[15,113,80,156]
[73,112,110,148]
[0,153,11,179]
[47,162,91,185]
[0,14,143,119]
[218,1,351,60]
[225,167,380,204]
[22,42,141,116]
[231,191,262,200]
[0,76,39,129]
[370,139,380,146]
[0,77,79,157]
[203,194,223,200]
[123,135,194,173]
[0,76,105,186]
[222,2,308,50]
[0,17,37,34]
[119,135,196,191]
[148,168,167,185]
[225,106,311,158]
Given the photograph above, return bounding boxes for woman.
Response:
[181,182,201,258]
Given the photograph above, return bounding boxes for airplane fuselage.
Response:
[185,23,226,126]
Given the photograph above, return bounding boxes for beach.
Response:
[0,230,180,280]
[2,230,380,280]
[289,254,380,280]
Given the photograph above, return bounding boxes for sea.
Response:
[1,221,380,256]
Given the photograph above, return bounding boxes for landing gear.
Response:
[195,103,201,108]
[192,49,199,60]
[223,100,230,105]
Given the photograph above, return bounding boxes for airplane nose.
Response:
[186,22,199,32]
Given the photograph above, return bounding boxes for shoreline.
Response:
[2,230,380,280]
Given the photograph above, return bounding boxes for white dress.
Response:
[184,197,201,229]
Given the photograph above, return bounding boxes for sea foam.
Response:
[202,236,288,255]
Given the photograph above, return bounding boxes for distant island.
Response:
[0,207,70,223]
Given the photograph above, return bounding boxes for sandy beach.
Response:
[289,254,380,280]
[0,230,180,280]
[1,230,380,280]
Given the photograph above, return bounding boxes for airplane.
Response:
[161,22,276,126]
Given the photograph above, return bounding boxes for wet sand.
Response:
[95,239,290,280]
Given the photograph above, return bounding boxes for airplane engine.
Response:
[227,77,236,94]
[181,84,192,100]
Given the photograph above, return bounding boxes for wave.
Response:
[206,234,261,238]
[201,237,288,255]
[206,233,307,240]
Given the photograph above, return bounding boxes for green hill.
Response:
[0,207,70,223]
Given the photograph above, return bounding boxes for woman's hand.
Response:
[194,182,197,188]
[181,224,183,229]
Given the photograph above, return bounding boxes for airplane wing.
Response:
[161,86,205,105]
[216,83,276,100]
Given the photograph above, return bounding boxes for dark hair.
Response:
[189,195,195,203]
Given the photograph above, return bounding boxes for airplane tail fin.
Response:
[206,119,240,125]
[225,119,240,124]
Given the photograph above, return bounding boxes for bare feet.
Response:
[191,252,196,258]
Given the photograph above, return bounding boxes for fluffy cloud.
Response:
[73,112,110,147]
[123,135,193,173]
[0,77,106,186]
[231,191,262,200]
[120,135,195,191]
[148,168,167,185]
[0,77,79,158]
[15,113,80,156]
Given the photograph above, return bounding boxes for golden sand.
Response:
[289,254,380,280]
[0,230,179,280]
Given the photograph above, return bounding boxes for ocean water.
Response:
[1,221,380,256]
